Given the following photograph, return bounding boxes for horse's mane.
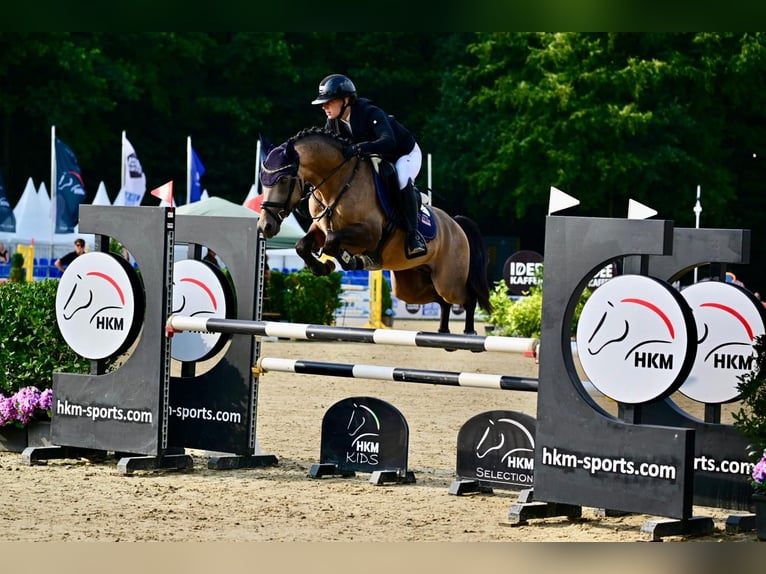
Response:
[290,126,352,147]
[261,127,351,187]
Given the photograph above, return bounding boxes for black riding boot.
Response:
[401,180,427,259]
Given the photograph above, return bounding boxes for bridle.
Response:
[262,151,362,227]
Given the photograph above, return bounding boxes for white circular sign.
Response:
[56,252,141,360]
[575,275,695,404]
[680,281,765,404]
[170,259,230,362]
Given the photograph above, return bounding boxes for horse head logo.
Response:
[584,297,675,361]
[695,302,755,361]
[346,403,380,447]
[474,417,534,462]
[60,271,126,323]
[172,276,219,318]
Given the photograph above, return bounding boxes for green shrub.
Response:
[486,266,592,339]
[267,269,343,325]
[734,334,766,464]
[0,279,90,395]
[487,281,515,332]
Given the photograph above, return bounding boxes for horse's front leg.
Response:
[324,224,378,270]
[295,225,335,276]
[437,299,459,352]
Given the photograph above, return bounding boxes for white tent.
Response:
[92,182,112,206]
[176,196,304,250]
[113,188,126,206]
[37,181,51,215]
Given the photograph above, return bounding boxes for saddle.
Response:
[371,159,436,241]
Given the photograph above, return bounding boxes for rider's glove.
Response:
[342,144,360,159]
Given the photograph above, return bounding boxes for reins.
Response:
[306,155,362,225]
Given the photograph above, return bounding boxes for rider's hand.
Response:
[342,144,360,159]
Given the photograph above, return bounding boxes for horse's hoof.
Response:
[324,260,336,273]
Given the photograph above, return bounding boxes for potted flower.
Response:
[0,386,53,452]
[733,333,766,540]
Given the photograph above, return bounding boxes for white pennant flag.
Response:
[548,186,580,215]
[122,133,147,206]
[627,199,658,220]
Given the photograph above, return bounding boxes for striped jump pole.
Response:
[256,357,539,392]
[167,316,539,355]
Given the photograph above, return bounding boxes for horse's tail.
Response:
[454,215,493,314]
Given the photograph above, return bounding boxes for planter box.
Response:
[754,493,766,541]
[27,421,52,448]
[0,425,28,452]
[0,420,52,453]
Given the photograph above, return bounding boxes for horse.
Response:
[257,127,492,335]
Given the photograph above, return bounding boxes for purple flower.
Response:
[13,386,41,424]
[754,451,766,487]
[0,386,52,427]
[39,388,53,412]
[0,396,17,426]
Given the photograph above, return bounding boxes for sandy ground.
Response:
[0,319,760,543]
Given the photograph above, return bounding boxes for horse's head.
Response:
[258,129,357,238]
[258,140,303,238]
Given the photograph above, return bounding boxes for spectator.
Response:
[202,247,220,268]
[0,242,9,264]
[55,238,86,272]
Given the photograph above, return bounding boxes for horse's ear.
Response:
[259,133,276,156]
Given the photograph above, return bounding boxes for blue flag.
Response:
[190,147,205,203]
[0,170,16,233]
[55,138,87,233]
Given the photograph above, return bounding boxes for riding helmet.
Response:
[311,74,357,105]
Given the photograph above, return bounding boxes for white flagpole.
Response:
[693,185,702,283]
[254,139,262,187]
[186,136,192,206]
[50,125,56,261]
[121,130,127,192]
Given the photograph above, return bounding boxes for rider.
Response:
[311,73,428,259]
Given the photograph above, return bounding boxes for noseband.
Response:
[261,174,304,223]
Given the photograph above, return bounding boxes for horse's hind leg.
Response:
[437,300,451,334]
[462,298,478,336]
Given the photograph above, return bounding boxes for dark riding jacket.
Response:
[324,98,416,163]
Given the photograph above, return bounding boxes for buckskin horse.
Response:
[257,128,492,335]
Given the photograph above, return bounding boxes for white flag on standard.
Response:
[121,131,146,206]
[627,198,658,220]
[548,186,580,215]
